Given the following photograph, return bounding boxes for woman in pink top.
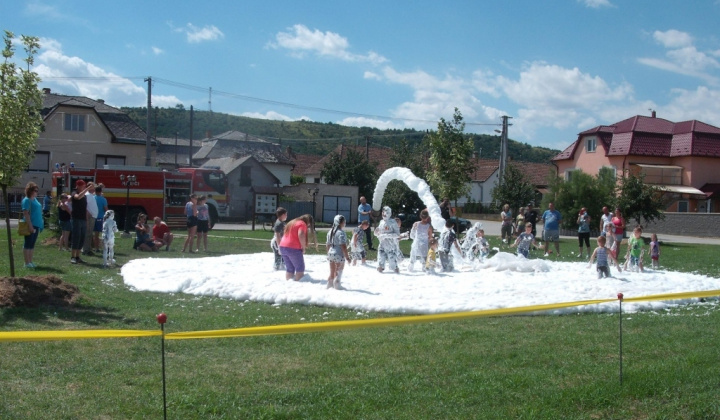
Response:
[279,214,317,281]
[611,208,625,244]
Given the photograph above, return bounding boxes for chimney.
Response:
[42,88,51,94]
[97,99,105,104]
[205,130,212,139]
[651,110,656,118]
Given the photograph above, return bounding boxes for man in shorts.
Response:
[541,202,562,257]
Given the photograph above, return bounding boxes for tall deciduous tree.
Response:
[544,168,619,230]
[320,147,378,201]
[490,163,537,215]
[617,170,665,227]
[426,108,474,206]
[1,31,43,277]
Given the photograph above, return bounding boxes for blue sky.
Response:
[3,0,720,150]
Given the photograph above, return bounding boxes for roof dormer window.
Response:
[64,113,86,132]
[585,136,596,153]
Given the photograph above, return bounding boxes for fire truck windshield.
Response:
[203,171,226,195]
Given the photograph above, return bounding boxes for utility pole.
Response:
[145,77,152,166]
[498,115,513,186]
[189,105,194,167]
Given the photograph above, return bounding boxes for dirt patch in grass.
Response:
[0,275,80,308]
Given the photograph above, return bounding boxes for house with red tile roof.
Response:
[552,113,720,213]
[292,146,552,210]
[293,144,394,184]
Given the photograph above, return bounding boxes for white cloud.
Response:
[178,23,224,44]
[661,86,720,124]
[151,46,164,55]
[337,117,400,130]
[653,29,693,49]
[638,29,720,85]
[33,38,182,107]
[241,111,311,122]
[269,24,387,65]
[578,0,614,8]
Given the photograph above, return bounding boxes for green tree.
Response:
[320,148,378,200]
[426,108,475,206]
[1,31,43,276]
[543,169,618,231]
[490,163,536,215]
[381,139,427,215]
[617,170,665,227]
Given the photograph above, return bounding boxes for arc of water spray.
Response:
[371,167,445,231]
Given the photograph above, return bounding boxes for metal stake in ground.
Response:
[617,293,624,385]
[157,313,168,420]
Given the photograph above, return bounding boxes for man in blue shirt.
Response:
[541,202,562,257]
[358,196,375,250]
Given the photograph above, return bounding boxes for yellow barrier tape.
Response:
[0,330,161,343]
[621,289,720,303]
[165,298,615,340]
[1,289,718,343]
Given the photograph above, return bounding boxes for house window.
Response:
[64,113,86,132]
[585,137,597,153]
[599,166,616,179]
[565,169,576,182]
[677,201,689,212]
[96,155,126,168]
[28,151,50,172]
[639,165,682,185]
[239,166,251,187]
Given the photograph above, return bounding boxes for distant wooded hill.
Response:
[122,105,559,163]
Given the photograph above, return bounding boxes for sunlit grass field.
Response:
[1,228,719,419]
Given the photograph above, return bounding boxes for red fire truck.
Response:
[51,165,229,230]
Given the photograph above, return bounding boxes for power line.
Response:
[42,75,503,128]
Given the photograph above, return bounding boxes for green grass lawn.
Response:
[1,228,719,419]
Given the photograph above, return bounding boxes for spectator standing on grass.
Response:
[42,190,52,220]
[152,216,174,251]
[541,202,562,257]
[515,207,525,239]
[577,207,591,259]
[599,206,613,233]
[271,207,288,270]
[612,208,626,245]
[500,203,513,244]
[70,180,92,264]
[21,182,43,268]
[57,193,72,252]
[524,203,539,237]
[279,214,317,281]
[358,196,375,250]
[93,184,108,253]
[196,195,210,252]
[82,182,98,256]
[182,194,198,253]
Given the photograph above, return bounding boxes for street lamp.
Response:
[308,187,319,220]
[120,174,137,237]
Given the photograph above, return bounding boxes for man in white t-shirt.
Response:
[599,206,613,233]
